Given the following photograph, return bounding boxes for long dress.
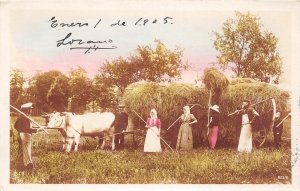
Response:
[144,118,162,152]
[176,114,196,150]
[237,114,253,153]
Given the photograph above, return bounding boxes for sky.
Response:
[8,2,293,85]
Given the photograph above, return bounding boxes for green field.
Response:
[10,116,291,184]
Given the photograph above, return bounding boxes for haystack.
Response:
[123,82,209,147]
[123,79,290,148]
[218,79,290,145]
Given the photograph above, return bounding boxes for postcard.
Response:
[0,0,299,191]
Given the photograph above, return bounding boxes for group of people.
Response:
[13,100,285,172]
[141,99,285,153]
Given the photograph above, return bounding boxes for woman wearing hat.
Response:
[208,105,220,149]
[176,106,198,151]
[14,102,41,171]
[144,109,162,152]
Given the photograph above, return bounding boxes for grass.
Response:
[10,116,291,184]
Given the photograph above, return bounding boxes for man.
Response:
[14,102,41,171]
[114,105,128,150]
[273,111,283,148]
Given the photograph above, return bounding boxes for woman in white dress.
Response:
[234,100,259,153]
[144,109,162,152]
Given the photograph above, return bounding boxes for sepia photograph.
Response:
[0,0,300,191]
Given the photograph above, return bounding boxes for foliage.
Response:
[10,68,25,107]
[213,12,282,83]
[27,70,69,112]
[91,75,118,110]
[46,74,70,111]
[68,67,93,113]
[97,40,187,93]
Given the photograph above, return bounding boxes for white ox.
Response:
[47,112,115,152]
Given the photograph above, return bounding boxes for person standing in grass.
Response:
[207,105,220,149]
[273,111,283,148]
[114,105,128,150]
[176,105,198,151]
[144,109,162,152]
[231,100,259,153]
[14,102,42,172]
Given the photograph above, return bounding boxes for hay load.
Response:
[202,67,229,104]
[218,78,290,145]
[123,82,209,147]
[123,78,289,148]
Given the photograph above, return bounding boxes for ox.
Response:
[47,112,115,152]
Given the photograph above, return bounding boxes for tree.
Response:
[10,68,25,107]
[29,70,69,112]
[213,12,282,83]
[68,67,92,113]
[98,57,138,94]
[97,40,187,94]
[91,76,118,110]
[46,74,70,111]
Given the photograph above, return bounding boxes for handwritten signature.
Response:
[50,16,174,28]
[56,33,117,54]
[50,16,174,54]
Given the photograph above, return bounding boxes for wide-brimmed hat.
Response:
[21,102,33,109]
[210,105,219,113]
[118,105,125,108]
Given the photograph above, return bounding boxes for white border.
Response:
[1,1,299,191]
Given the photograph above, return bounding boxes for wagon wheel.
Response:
[252,127,267,148]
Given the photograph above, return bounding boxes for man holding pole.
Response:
[14,102,42,172]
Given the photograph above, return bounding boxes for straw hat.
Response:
[21,102,33,109]
[210,105,219,113]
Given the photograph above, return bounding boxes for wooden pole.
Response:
[10,105,49,134]
[166,104,197,131]
[206,88,212,137]
[227,97,274,117]
[275,112,291,128]
[132,110,174,152]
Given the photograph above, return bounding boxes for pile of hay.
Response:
[218,79,290,146]
[123,79,290,148]
[202,67,229,104]
[123,82,209,147]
